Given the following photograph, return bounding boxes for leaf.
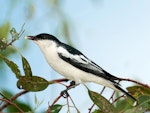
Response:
[22,56,32,76]
[124,95,150,113]
[138,95,150,104]
[10,27,19,39]
[0,54,21,78]
[0,38,7,50]
[34,94,38,104]
[88,90,118,113]
[34,94,44,111]
[17,76,49,91]
[115,98,134,112]
[50,104,62,113]
[127,85,150,97]
[93,109,102,113]
[0,22,10,39]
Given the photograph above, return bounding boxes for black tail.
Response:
[114,84,136,101]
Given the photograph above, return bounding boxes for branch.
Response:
[7,24,25,46]
[112,95,125,104]
[47,80,78,113]
[52,78,69,83]
[46,95,62,113]
[88,86,106,113]
[68,93,80,112]
[0,98,24,113]
[109,91,115,102]
[120,78,150,89]
[0,90,28,111]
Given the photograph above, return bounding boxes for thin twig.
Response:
[0,90,28,111]
[109,91,115,102]
[7,24,25,46]
[47,80,76,113]
[52,78,69,83]
[112,95,125,104]
[18,23,25,37]
[69,94,80,113]
[47,95,62,113]
[0,98,24,113]
[52,78,69,87]
[88,86,106,113]
[109,80,121,102]
[120,78,150,89]
[66,95,70,113]
[7,38,18,46]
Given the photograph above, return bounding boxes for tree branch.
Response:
[120,78,150,89]
[0,90,28,111]
[0,98,24,113]
[46,95,62,113]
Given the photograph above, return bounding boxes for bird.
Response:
[25,33,136,101]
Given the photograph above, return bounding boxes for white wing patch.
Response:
[57,46,104,74]
[57,47,88,64]
[57,46,70,58]
[80,55,103,73]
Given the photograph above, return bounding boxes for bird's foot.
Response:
[61,89,69,98]
[67,81,76,89]
[60,81,77,98]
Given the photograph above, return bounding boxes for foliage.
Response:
[0,1,150,112]
[89,89,150,113]
[0,26,150,113]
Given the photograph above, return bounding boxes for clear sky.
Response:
[1,0,150,112]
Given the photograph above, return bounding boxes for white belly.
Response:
[46,51,117,90]
[38,42,118,91]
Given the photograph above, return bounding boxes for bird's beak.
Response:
[25,36,35,40]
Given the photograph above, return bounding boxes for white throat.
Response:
[34,40,54,49]
[34,40,59,66]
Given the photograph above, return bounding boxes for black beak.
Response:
[25,36,35,40]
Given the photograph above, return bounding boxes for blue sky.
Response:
[1,0,150,112]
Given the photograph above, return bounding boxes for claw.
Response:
[61,90,69,98]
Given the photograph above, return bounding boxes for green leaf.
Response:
[93,109,102,113]
[127,85,150,97]
[138,95,150,104]
[34,94,38,104]
[0,38,7,50]
[33,94,44,111]
[50,104,62,113]
[17,76,49,91]
[22,56,32,76]
[0,54,21,78]
[115,98,134,112]
[10,27,19,39]
[0,22,10,39]
[88,90,118,113]
[124,95,150,113]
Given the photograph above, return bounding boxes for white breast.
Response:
[35,40,118,91]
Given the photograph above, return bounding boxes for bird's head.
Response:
[25,33,61,48]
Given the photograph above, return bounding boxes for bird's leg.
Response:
[61,81,78,98]
[67,81,76,88]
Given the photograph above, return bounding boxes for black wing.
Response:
[57,43,119,83]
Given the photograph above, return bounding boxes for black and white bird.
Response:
[25,33,136,100]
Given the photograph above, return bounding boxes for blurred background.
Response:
[0,0,150,112]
